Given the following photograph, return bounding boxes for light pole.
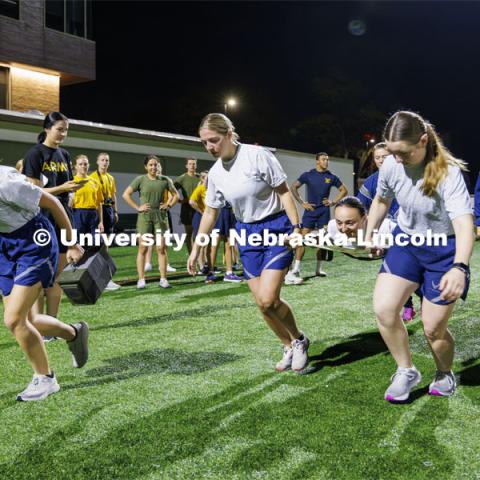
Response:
[224,97,237,114]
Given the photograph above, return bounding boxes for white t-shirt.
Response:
[327,217,396,245]
[205,143,287,223]
[0,166,42,233]
[377,155,472,235]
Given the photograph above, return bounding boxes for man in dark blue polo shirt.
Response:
[287,152,348,284]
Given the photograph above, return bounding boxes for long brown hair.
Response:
[384,111,466,197]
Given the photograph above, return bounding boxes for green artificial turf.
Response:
[0,243,479,479]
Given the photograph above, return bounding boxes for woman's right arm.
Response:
[122,186,150,212]
[364,195,391,243]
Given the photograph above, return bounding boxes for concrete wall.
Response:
[0,111,354,231]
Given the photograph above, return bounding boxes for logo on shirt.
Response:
[41,161,68,173]
[325,178,331,184]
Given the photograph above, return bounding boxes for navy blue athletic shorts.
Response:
[379,226,469,305]
[235,211,293,280]
[0,214,58,296]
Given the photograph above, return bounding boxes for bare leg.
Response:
[145,245,154,266]
[292,228,312,270]
[45,253,69,317]
[422,299,456,372]
[137,243,148,280]
[210,238,220,271]
[184,224,193,254]
[156,236,167,279]
[31,314,75,341]
[373,273,419,368]
[31,253,68,318]
[248,269,302,346]
[224,238,233,271]
[3,284,51,375]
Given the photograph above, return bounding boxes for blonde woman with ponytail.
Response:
[365,111,473,402]
[189,113,309,372]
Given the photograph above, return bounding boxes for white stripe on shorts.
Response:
[14,257,52,283]
[264,248,291,270]
[382,259,391,274]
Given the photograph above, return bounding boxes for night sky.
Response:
[62,1,480,187]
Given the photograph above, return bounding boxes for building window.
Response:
[0,0,19,19]
[0,67,8,109]
[66,0,85,37]
[45,0,92,40]
[45,0,65,32]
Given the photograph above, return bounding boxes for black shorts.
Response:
[43,198,73,254]
[103,205,115,234]
[180,203,195,226]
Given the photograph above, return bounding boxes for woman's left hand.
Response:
[159,203,170,210]
[439,268,466,302]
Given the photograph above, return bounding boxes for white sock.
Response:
[226,270,232,275]
[292,260,301,273]
[316,260,322,273]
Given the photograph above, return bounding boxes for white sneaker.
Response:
[275,346,293,372]
[137,279,146,289]
[159,278,172,289]
[167,264,177,272]
[144,262,153,272]
[385,366,422,402]
[16,373,60,401]
[291,334,310,372]
[105,280,121,291]
[315,270,327,277]
[284,271,304,285]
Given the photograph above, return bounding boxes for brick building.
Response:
[0,0,95,113]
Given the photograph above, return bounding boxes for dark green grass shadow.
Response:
[98,278,216,301]
[64,348,242,391]
[459,358,480,387]
[180,283,250,303]
[0,341,16,351]
[304,322,424,375]
[92,303,251,331]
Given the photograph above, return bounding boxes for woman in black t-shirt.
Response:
[23,112,83,319]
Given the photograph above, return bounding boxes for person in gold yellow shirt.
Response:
[71,155,104,236]
[90,152,118,235]
[90,152,121,290]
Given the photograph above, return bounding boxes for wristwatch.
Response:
[292,223,303,229]
[451,262,470,280]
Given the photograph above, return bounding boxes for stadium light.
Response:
[224,97,237,114]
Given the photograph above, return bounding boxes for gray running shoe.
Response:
[275,346,293,372]
[429,370,456,397]
[291,334,310,372]
[385,366,421,402]
[67,321,89,368]
[16,373,60,401]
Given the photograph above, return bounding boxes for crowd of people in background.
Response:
[0,108,479,402]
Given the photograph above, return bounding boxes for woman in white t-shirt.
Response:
[188,113,309,373]
[0,166,87,401]
[365,111,473,402]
